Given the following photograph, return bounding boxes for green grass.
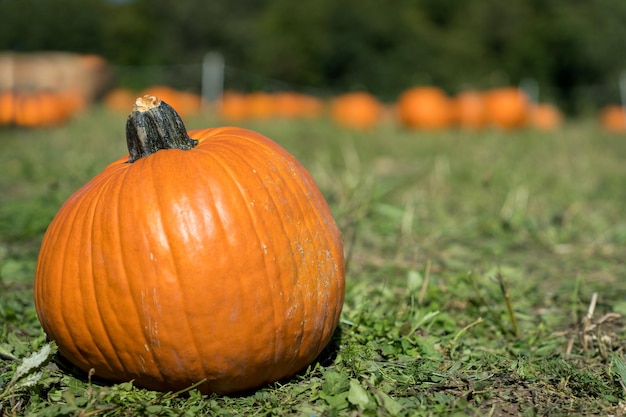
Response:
[1,107,626,416]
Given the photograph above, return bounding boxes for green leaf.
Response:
[407,269,423,294]
[321,370,348,395]
[347,379,369,408]
[15,371,43,389]
[146,405,164,414]
[613,355,626,389]
[319,391,349,409]
[376,390,404,415]
[13,343,54,381]
[411,310,440,334]
[0,345,17,361]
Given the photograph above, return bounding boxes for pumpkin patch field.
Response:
[1,102,626,415]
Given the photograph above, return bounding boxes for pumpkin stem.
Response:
[126,95,198,163]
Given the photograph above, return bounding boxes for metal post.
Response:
[520,77,539,104]
[619,71,626,124]
[201,52,224,112]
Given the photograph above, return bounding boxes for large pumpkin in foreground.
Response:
[34,95,345,395]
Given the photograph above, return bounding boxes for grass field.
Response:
[1,107,626,416]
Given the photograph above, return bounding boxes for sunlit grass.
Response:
[1,107,626,415]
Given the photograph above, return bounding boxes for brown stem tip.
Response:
[125,95,198,163]
[134,95,162,112]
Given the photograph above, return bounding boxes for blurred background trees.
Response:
[1,0,626,114]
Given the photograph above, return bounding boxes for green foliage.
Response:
[1,111,626,415]
[0,0,109,53]
[2,1,626,109]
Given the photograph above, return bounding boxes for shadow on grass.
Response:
[48,325,344,397]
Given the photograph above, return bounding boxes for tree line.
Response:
[2,0,626,113]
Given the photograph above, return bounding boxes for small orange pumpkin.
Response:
[272,92,324,119]
[451,90,486,130]
[245,91,276,119]
[175,90,203,116]
[0,91,15,126]
[330,91,382,130]
[140,85,180,108]
[483,87,530,130]
[58,90,87,115]
[218,90,249,121]
[14,91,69,127]
[272,92,302,118]
[529,103,563,131]
[599,105,626,133]
[298,94,325,118]
[396,86,452,130]
[34,95,345,394]
[104,88,138,113]
[140,85,201,118]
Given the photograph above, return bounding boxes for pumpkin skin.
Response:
[34,96,345,395]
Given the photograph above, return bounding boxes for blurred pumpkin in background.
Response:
[140,85,201,118]
[451,90,486,130]
[13,91,70,127]
[599,105,626,133]
[273,91,305,118]
[330,91,382,130]
[483,87,530,130]
[397,86,452,130]
[218,90,249,121]
[272,92,324,119]
[103,88,137,113]
[529,103,563,131]
[0,90,15,125]
[245,91,276,119]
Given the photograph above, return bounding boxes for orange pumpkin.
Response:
[175,90,203,116]
[483,87,530,130]
[298,94,325,118]
[330,91,382,130]
[34,95,345,395]
[0,91,15,126]
[529,103,563,131]
[59,90,87,115]
[451,90,486,130]
[218,90,249,121]
[14,91,69,127]
[104,88,137,113]
[396,86,452,130]
[245,91,276,119]
[140,85,180,106]
[599,105,626,133]
[273,92,301,118]
[140,85,201,118]
[272,92,324,119]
